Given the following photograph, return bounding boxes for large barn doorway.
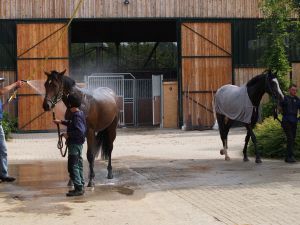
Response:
[70,20,177,127]
[181,22,232,129]
[17,23,68,131]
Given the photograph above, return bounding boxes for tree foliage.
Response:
[258,0,298,91]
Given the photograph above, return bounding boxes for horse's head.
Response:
[265,70,284,102]
[42,70,66,111]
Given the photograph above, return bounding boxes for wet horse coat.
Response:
[43,70,119,187]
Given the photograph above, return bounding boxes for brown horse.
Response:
[42,70,119,187]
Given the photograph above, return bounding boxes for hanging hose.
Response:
[52,111,68,157]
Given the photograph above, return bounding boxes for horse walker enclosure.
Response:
[0,0,300,132]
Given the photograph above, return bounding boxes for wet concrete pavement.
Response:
[1,128,300,225]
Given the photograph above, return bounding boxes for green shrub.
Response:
[2,112,17,140]
[249,116,300,159]
[261,101,275,121]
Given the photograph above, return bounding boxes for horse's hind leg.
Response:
[243,131,251,162]
[246,125,261,163]
[217,114,232,161]
[103,116,118,179]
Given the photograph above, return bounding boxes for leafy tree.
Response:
[258,0,295,91]
[258,0,300,119]
[252,1,300,158]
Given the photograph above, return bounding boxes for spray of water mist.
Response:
[25,80,66,117]
[26,80,45,95]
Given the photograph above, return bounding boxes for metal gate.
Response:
[86,73,155,126]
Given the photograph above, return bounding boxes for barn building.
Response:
[0,0,299,131]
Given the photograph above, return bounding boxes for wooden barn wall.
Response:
[234,68,266,86]
[0,0,263,19]
[163,81,178,128]
[181,22,232,129]
[292,63,300,88]
[17,23,68,131]
[0,70,17,118]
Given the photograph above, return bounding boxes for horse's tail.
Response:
[94,115,119,160]
[212,89,218,130]
[94,131,105,159]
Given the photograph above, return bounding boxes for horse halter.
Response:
[45,80,64,107]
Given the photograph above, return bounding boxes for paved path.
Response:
[0,128,299,225]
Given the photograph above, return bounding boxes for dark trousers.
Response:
[282,121,297,158]
[68,144,84,190]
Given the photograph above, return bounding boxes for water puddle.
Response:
[0,161,142,215]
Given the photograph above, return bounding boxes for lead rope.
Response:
[52,111,68,157]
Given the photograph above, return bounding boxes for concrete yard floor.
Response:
[0,127,300,225]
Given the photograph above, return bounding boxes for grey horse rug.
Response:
[214,84,254,123]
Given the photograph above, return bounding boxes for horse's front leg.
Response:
[246,125,261,163]
[86,129,96,187]
[220,139,230,161]
[243,131,251,162]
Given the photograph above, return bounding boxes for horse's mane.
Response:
[246,71,269,87]
[62,75,76,90]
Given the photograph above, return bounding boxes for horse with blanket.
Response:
[214,70,284,163]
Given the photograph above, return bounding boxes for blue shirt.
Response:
[280,95,300,123]
[61,110,86,145]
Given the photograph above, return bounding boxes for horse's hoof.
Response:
[107,173,113,179]
[243,157,250,162]
[67,179,73,187]
[225,156,231,161]
[87,180,95,187]
[255,158,262,164]
[220,149,225,155]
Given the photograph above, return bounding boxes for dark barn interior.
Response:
[70,20,178,126]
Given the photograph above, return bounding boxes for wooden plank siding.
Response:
[17,23,68,131]
[234,68,266,86]
[0,0,263,19]
[292,63,300,88]
[163,81,178,128]
[181,22,232,129]
[0,71,17,118]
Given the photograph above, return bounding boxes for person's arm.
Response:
[0,81,24,95]
[67,115,85,139]
[61,120,71,126]
[53,119,70,126]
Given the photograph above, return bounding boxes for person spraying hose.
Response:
[0,78,25,182]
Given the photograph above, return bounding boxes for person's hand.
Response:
[53,119,61,124]
[16,80,25,88]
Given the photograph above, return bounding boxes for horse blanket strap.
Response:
[215,84,254,123]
